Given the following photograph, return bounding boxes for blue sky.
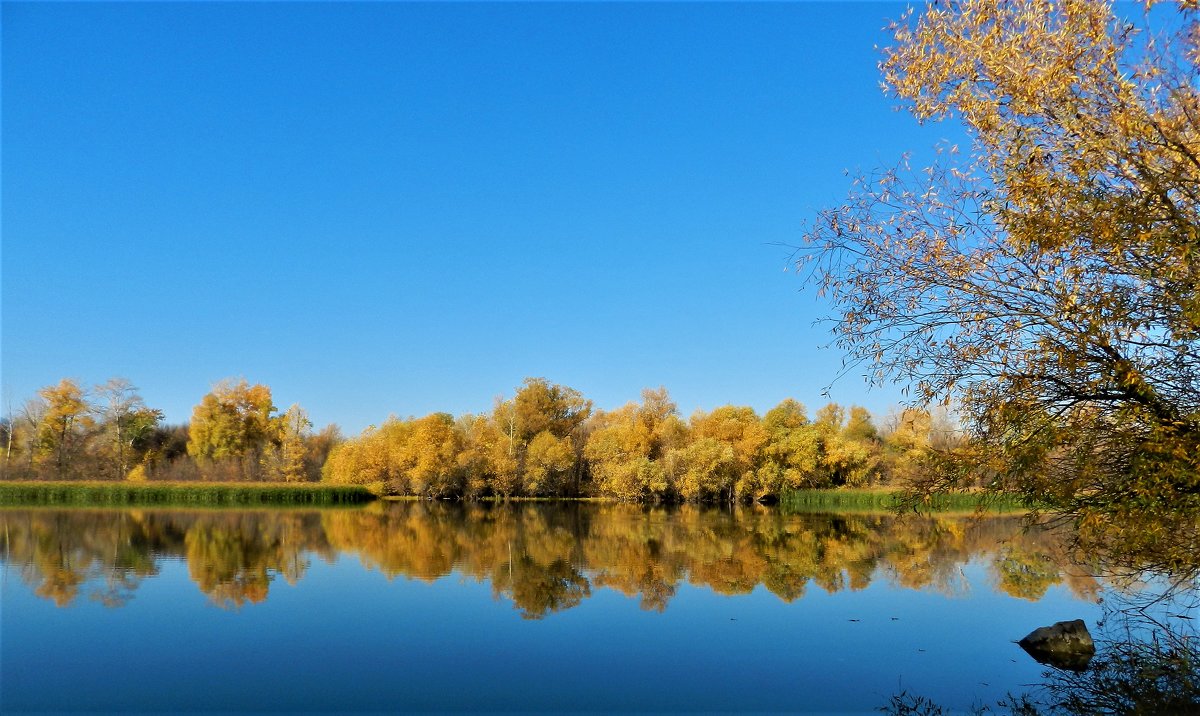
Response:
[3,2,960,432]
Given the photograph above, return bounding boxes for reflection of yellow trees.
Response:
[371,505,1101,613]
[1,511,330,609]
[994,547,1064,602]
[184,512,316,608]
[322,505,1101,615]
[323,504,459,581]
[2,511,161,606]
[583,508,683,612]
[498,556,590,620]
[878,518,968,594]
[4,505,1101,614]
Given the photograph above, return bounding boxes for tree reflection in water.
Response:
[880,528,1200,714]
[15,503,1189,708]
[1,502,1096,615]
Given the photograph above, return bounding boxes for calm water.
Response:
[1,503,1104,714]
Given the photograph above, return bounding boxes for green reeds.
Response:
[0,481,376,507]
[779,488,1027,514]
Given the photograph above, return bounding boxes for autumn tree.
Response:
[316,386,894,503]
[756,399,822,496]
[187,379,277,479]
[94,378,162,480]
[809,403,881,488]
[402,413,465,497]
[457,413,520,497]
[323,413,463,495]
[273,404,311,483]
[15,398,47,476]
[880,407,935,486]
[304,424,343,482]
[479,403,528,497]
[323,418,410,489]
[688,406,768,501]
[0,417,14,479]
[36,379,93,479]
[833,406,882,487]
[480,378,592,497]
[512,378,592,442]
[585,388,684,501]
[799,0,1200,531]
[140,423,191,478]
[666,438,736,503]
[522,431,575,496]
[2,401,37,479]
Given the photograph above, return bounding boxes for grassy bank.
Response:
[780,488,1028,514]
[0,481,377,507]
[0,481,1026,513]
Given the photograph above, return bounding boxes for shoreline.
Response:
[0,480,1028,513]
[0,481,377,507]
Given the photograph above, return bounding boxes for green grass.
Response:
[0,481,377,507]
[779,488,1028,514]
[0,481,1026,513]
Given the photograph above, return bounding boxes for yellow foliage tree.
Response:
[668,437,736,503]
[187,379,277,479]
[513,377,592,442]
[323,419,408,488]
[584,388,683,501]
[402,413,464,497]
[522,431,574,496]
[37,379,93,479]
[689,406,768,500]
[274,404,311,483]
[756,399,822,496]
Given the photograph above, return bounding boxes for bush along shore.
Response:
[0,481,377,507]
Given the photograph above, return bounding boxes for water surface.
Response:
[2,503,1104,713]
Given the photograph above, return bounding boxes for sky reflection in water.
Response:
[2,503,1104,713]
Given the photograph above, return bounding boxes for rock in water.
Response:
[1018,619,1095,672]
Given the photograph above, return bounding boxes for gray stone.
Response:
[1018,619,1095,672]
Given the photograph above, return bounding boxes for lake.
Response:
[1,503,1104,714]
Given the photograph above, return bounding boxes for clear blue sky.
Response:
[3,2,959,432]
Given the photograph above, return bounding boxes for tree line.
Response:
[1,378,338,484]
[1,376,960,502]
